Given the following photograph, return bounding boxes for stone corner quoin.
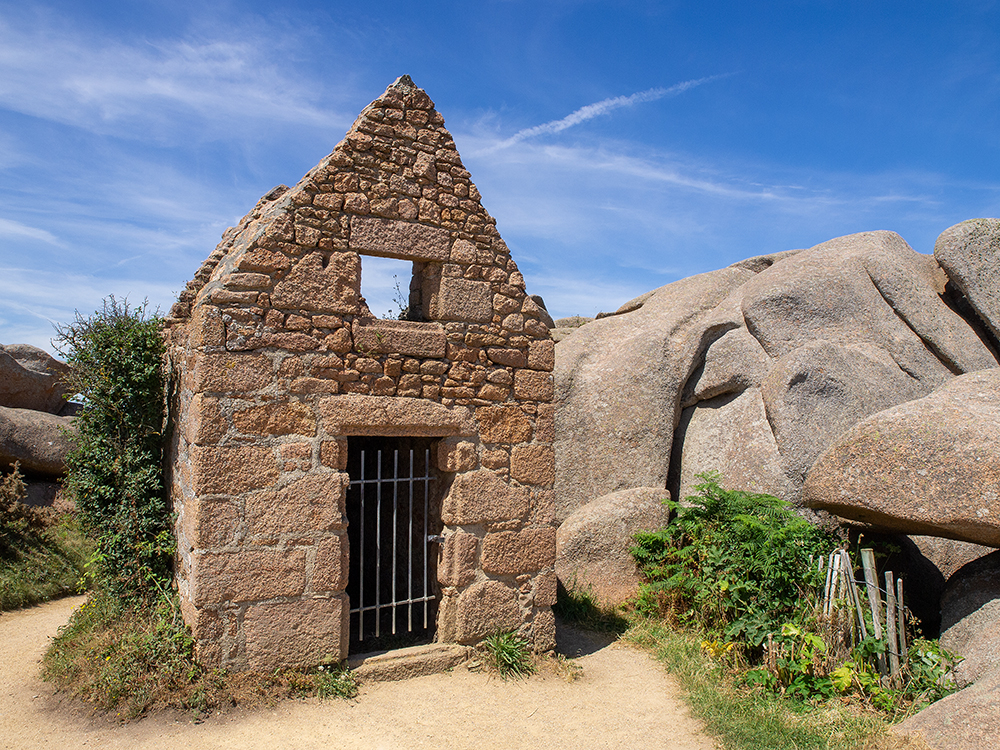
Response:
[164,75,556,672]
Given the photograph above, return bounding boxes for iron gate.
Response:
[345,436,440,650]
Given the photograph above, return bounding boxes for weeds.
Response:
[626,620,920,750]
[630,473,958,713]
[480,631,535,679]
[1,463,91,611]
[311,663,360,699]
[43,589,358,720]
[44,589,201,718]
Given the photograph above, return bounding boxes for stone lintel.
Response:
[352,318,447,358]
[349,216,451,261]
[318,393,476,437]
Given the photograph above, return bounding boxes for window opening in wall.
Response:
[358,256,424,321]
[346,436,441,653]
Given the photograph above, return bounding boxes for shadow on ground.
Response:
[555,617,618,658]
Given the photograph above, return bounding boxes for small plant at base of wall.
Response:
[479,631,535,680]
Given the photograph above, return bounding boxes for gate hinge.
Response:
[426,534,447,544]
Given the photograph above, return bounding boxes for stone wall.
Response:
[165,76,555,671]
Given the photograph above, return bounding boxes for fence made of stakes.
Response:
[817,548,907,683]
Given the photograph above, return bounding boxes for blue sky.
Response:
[1,1,998,353]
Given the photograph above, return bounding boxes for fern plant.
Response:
[632,472,835,649]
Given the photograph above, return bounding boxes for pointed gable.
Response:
[167,74,548,356]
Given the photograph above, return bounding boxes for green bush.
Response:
[54,296,171,600]
[632,472,836,648]
[632,472,959,714]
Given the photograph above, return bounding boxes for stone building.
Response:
[164,76,556,671]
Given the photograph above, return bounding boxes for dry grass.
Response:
[862,732,933,750]
[43,590,357,721]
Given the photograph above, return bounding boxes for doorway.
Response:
[345,436,441,652]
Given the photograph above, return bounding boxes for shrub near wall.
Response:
[54,296,171,599]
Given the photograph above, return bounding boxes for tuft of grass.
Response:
[312,663,360,699]
[625,620,928,750]
[480,631,535,680]
[552,582,630,633]
[43,589,357,720]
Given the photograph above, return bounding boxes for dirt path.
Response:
[1,596,717,750]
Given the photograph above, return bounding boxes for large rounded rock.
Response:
[0,405,76,477]
[675,388,794,503]
[760,340,926,497]
[556,487,671,606]
[0,344,71,414]
[555,265,756,520]
[906,535,994,635]
[940,550,1000,687]
[556,230,998,523]
[741,231,994,383]
[935,218,1000,341]
[803,369,1000,547]
[895,666,1000,749]
[681,327,769,405]
[909,535,995,581]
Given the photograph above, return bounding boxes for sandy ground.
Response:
[1,596,718,750]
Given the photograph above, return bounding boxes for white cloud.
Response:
[0,17,352,143]
[0,217,62,245]
[0,266,179,354]
[451,121,1000,320]
[478,75,731,153]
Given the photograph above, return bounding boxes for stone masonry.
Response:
[165,76,556,672]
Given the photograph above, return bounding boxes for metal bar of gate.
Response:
[375,449,382,638]
[423,447,429,629]
[408,448,414,633]
[358,449,366,641]
[391,449,398,635]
